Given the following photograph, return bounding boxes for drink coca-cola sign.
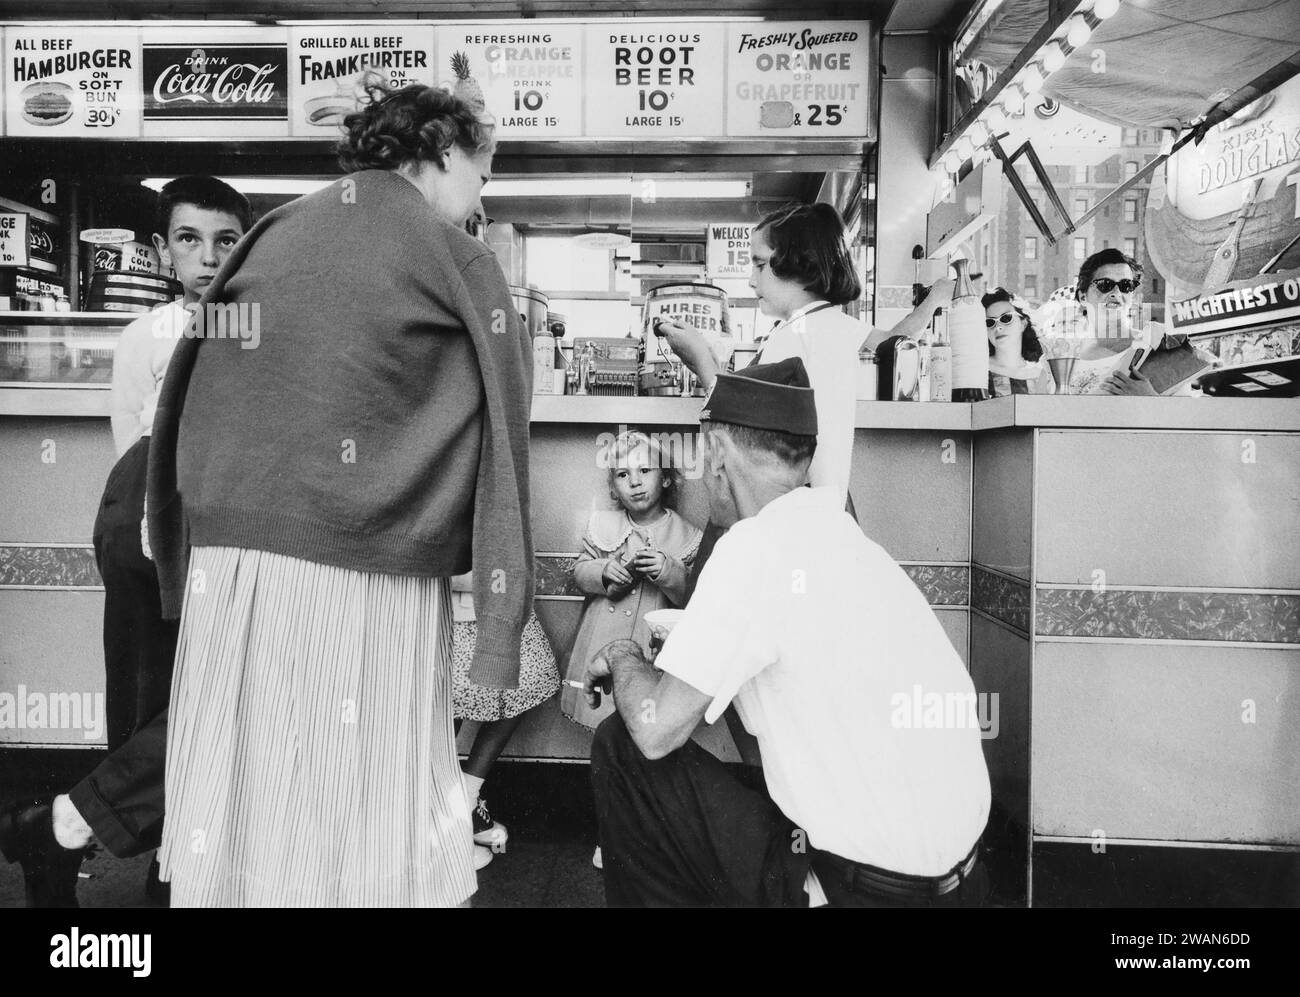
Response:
[142,44,287,119]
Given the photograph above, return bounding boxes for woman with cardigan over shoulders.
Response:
[146,82,534,907]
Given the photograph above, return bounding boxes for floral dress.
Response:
[561,508,703,730]
[452,597,561,722]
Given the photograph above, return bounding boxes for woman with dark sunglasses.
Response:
[982,288,1053,396]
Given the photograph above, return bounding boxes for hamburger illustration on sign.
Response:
[6,29,142,136]
[21,81,74,126]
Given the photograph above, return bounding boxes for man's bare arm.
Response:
[593,639,711,760]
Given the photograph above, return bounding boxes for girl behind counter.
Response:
[661,203,952,508]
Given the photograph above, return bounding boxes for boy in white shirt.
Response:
[0,177,250,907]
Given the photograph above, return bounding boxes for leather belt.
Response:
[814,841,981,901]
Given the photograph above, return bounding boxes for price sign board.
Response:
[725,21,872,138]
[437,22,583,137]
[289,25,435,137]
[583,23,726,137]
[706,223,754,280]
[0,213,30,268]
[4,27,142,137]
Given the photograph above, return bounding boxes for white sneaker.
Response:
[591,846,603,870]
[473,844,494,871]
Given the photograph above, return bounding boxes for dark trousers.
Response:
[66,438,175,858]
[590,714,812,907]
[590,714,990,909]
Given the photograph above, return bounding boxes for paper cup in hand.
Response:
[644,609,685,661]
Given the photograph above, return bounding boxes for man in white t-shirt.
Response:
[585,357,991,907]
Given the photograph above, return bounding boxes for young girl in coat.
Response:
[561,431,703,731]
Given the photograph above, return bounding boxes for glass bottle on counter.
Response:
[553,337,569,395]
[927,306,952,402]
[532,332,556,395]
[948,259,989,402]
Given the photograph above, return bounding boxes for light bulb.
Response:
[1002,86,1026,116]
[942,149,962,174]
[1094,0,1120,19]
[956,135,975,160]
[1067,15,1093,47]
[983,105,1008,132]
[1022,63,1045,93]
[1043,41,1067,73]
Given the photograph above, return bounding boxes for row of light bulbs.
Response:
[934,0,1121,188]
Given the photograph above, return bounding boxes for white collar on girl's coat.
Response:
[585,508,700,559]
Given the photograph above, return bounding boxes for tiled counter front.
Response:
[966,399,1300,905]
[1031,429,1300,847]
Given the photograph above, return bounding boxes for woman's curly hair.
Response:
[338,80,495,173]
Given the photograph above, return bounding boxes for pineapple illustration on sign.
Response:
[451,52,485,111]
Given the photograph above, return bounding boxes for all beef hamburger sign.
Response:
[4,27,141,136]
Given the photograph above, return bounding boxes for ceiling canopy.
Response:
[966,0,1300,130]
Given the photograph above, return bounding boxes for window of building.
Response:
[1073,237,1088,261]
[1074,164,1089,184]
[1074,198,1088,217]
[1123,237,1138,259]
[1124,161,1139,179]
[1024,237,1038,260]
[1123,199,1138,223]
[982,244,990,269]
[1023,274,1038,299]
[1122,127,1138,146]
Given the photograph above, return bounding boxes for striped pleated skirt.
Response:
[157,545,476,907]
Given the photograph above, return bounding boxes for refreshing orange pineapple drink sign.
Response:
[436,23,584,137]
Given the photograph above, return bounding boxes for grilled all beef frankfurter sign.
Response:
[289,25,436,137]
[4,27,142,137]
